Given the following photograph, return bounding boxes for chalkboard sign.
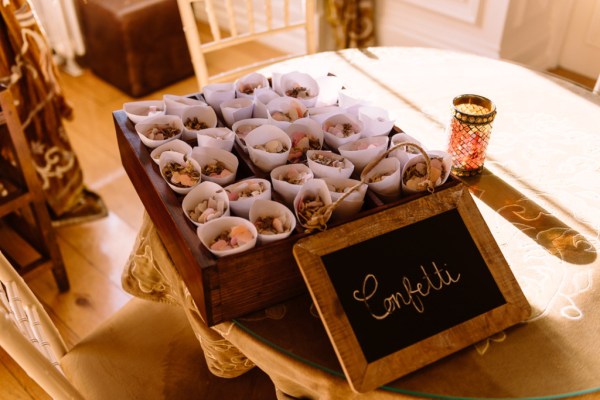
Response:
[293,184,531,393]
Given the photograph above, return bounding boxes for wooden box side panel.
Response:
[114,112,220,322]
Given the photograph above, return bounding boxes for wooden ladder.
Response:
[0,88,69,291]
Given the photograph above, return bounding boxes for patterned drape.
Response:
[0,0,89,218]
[326,0,376,49]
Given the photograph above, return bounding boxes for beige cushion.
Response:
[61,298,275,399]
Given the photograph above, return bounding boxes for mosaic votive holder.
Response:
[447,94,497,177]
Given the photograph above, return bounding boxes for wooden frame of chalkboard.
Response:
[293,183,531,393]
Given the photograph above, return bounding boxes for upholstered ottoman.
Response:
[79,0,193,97]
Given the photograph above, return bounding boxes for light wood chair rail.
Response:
[177,0,317,89]
[0,250,81,399]
[594,73,600,95]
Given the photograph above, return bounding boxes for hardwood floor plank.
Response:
[0,350,50,400]
[55,213,138,289]
[28,234,131,341]
[89,171,144,231]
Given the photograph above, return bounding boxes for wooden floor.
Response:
[1,36,596,398]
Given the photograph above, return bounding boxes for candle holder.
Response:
[447,94,496,177]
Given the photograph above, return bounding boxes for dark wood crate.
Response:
[114,110,460,325]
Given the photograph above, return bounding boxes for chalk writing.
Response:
[352,262,461,320]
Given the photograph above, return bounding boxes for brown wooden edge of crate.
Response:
[293,184,532,393]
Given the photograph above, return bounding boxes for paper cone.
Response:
[279,71,319,108]
[135,115,183,148]
[196,128,235,152]
[322,113,363,151]
[306,150,354,179]
[190,147,239,186]
[224,178,272,219]
[159,150,202,194]
[322,177,367,222]
[150,139,192,165]
[202,83,235,112]
[338,136,389,173]
[182,181,230,226]
[124,100,165,123]
[235,72,270,98]
[293,179,332,228]
[266,97,308,130]
[197,216,257,258]
[362,157,401,203]
[164,94,206,117]
[249,199,296,244]
[270,164,314,206]
[286,117,323,163]
[245,125,292,172]
[181,105,218,141]
[220,97,254,127]
[358,106,395,137]
[401,150,452,194]
[231,118,270,153]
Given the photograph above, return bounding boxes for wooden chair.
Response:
[0,250,277,399]
[0,88,69,292]
[177,0,317,89]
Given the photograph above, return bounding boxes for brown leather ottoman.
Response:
[78,0,193,97]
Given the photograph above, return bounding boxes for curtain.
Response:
[28,0,85,76]
[326,0,376,49]
[0,0,103,222]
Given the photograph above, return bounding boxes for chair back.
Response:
[177,0,317,89]
[0,251,83,399]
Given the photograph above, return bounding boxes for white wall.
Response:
[375,0,573,71]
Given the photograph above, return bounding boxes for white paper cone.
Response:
[159,151,202,194]
[182,181,230,226]
[293,179,332,227]
[338,136,389,173]
[306,150,354,179]
[249,199,296,244]
[338,89,372,115]
[245,125,292,172]
[220,98,254,127]
[401,150,452,194]
[202,83,235,111]
[363,157,401,203]
[197,216,257,258]
[286,117,323,163]
[231,118,270,153]
[252,87,280,119]
[279,71,319,108]
[135,115,184,148]
[224,178,271,219]
[322,177,367,222]
[389,132,427,161]
[358,106,395,137]
[196,128,235,152]
[164,94,206,117]
[124,100,165,123]
[181,105,218,140]
[150,139,192,165]
[321,113,363,151]
[270,164,314,206]
[266,97,308,130]
[315,75,343,107]
[235,72,270,98]
[190,146,239,186]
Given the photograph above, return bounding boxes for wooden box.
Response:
[114,110,460,326]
